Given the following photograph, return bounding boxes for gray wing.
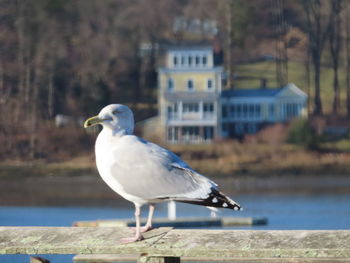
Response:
[110,136,217,201]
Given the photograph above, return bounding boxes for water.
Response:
[1,194,350,263]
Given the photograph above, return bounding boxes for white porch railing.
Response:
[168,113,215,121]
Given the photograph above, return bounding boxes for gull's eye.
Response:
[112,110,120,115]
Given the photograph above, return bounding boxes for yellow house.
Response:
[157,45,308,143]
[158,45,224,143]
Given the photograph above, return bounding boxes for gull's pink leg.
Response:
[121,204,144,243]
[140,204,155,233]
[132,204,155,233]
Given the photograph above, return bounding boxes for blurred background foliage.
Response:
[0,0,350,165]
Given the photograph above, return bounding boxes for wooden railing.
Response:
[0,227,350,262]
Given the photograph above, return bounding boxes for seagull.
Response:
[84,104,241,243]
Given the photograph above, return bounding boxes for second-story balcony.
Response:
[165,91,218,124]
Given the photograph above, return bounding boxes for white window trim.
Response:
[188,55,193,67]
[181,55,186,66]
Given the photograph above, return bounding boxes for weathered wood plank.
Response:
[0,227,172,255]
[74,254,350,263]
[0,227,349,261]
[73,216,268,228]
[156,229,350,259]
[74,254,137,262]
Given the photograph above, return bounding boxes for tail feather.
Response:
[177,188,242,211]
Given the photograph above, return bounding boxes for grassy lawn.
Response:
[235,60,349,114]
[169,141,350,177]
[320,139,350,153]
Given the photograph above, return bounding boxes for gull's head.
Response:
[84,104,134,135]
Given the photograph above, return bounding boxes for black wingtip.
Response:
[177,188,242,211]
[208,188,242,211]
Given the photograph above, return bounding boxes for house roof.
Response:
[221,88,281,98]
[221,83,307,98]
[164,91,218,102]
[166,45,212,52]
[162,83,306,103]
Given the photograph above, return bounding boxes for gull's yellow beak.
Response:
[84,115,103,128]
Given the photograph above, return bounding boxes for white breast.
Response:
[95,130,147,205]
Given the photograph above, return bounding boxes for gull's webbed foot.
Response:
[121,234,144,244]
[131,225,153,233]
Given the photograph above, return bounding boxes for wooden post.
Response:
[167,201,176,220]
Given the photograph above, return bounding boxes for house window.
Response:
[188,56,193,66]
[167,106,173,118]
[167,78,174,91]
[222,105,228,118]
[255,104,261,118]
[204,126,214,141]
[285,103,299,119]
[235,123,244,135]
[204,103,214,112]
[183,103,199,113]
[202,56,207,66]
[168,127,179,142]
[293,104,299,117]
[168,127,173,141]
[249,104,254,118]
[167,104,178,119]
[187,79,194,91]
[173,56,178,67]
[243,104,248,118]
[204,103,214,119]
[207,79,213,90]
[195,56,200,66]
[182,126,199,142]
[174,127,179,140]
[237,104,242,118]
[286,103,295,119]
[230,105,235,118]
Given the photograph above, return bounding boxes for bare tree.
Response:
[302,0,332,115]
[274,0,288,87]
[226,0,234,89]
[329,0,343,114]
[345,2,350,118]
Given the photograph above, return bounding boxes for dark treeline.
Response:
[0,0,349,160]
